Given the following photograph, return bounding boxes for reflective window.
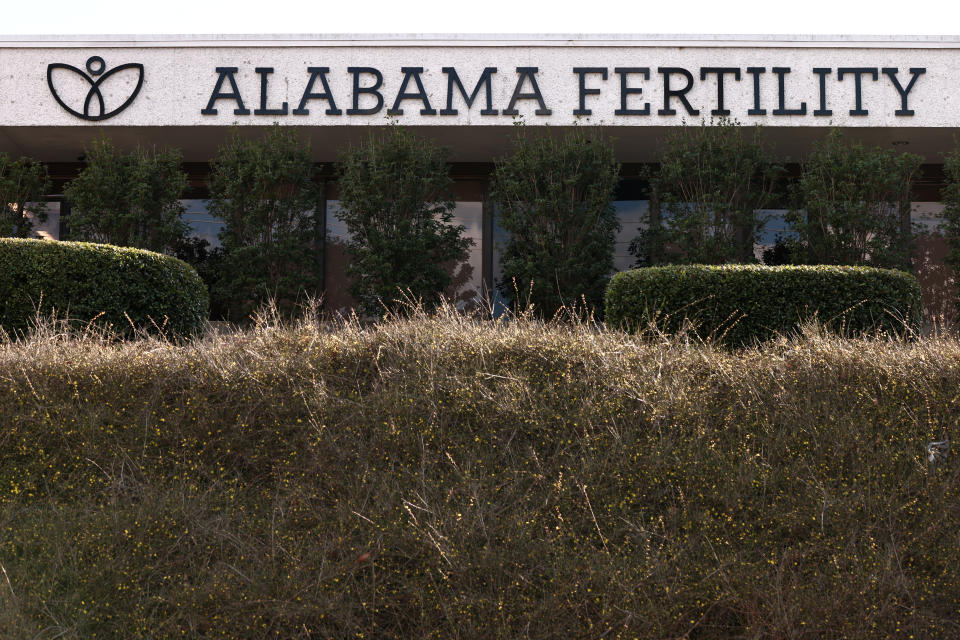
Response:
[490,207,510,312]
[913,202,946,234]
[449,202,484,309]
[911,202,954,322]
[27,202,59,240]
[324,201,353,311]
[754,209,795,262]
[181,199,224,249]
[613,200,649,271]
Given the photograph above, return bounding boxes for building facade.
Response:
[3,34,958,316]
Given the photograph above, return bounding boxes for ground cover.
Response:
[1,308,957,638]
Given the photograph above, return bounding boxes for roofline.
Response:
[0,33,959,48]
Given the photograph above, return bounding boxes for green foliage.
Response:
[1,310,957,638]
[0,238,208,337]
[787,130,923,269]
[0,154,50,238]
[493,126,620,315]
[634,119,782,265]
[207,127,321,320]
[336,125,470,315]
[605,264,922,345]
[64,138,188,253]
[940,146,960,311]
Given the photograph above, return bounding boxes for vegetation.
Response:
[0,307,956,638]
[633,119,782,265]
[0,153,50,238]
[207,127,321,320]
[0,238,208,337]
[787,130,923,269]
[336,125,470,315]
[492,126,620,315]
[606,264,922,345]
[63,139,188,253]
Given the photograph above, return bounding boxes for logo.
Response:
[47,56,144,121]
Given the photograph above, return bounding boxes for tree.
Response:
[336,125,471,315]
[0,154,50,238]
[633,119,782,266]
[492,126,620,316]
[64,138,188,253]
[207,126,321,320]
[787,129,922,269]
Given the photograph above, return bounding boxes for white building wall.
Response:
[2,35,958,129]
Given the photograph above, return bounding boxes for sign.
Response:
[47,56,144,121]
[8,43,956,127]
[198,65,926,119]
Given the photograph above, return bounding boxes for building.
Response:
[3,34,958,316]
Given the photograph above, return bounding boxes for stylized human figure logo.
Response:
[47,56,144,121]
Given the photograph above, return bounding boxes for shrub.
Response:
[493,126,620,315]
[787,130,923,269]
[633,118,782,265]
[0,238,208,337]
[63,138,189,253]
[0,154,51,238]
[336,125,470,315]
[207,127,321,320]
[605,264,922,345]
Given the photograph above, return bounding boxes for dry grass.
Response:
[0,306,958,638]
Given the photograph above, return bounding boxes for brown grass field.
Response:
[1,306,958,638]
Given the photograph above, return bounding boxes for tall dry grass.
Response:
[0,306,957,638]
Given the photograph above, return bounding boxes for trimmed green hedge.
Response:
[605,264,922,345]
[0,238,208,337]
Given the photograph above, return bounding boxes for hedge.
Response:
[0,238,208,337]
[605,264,922,345]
